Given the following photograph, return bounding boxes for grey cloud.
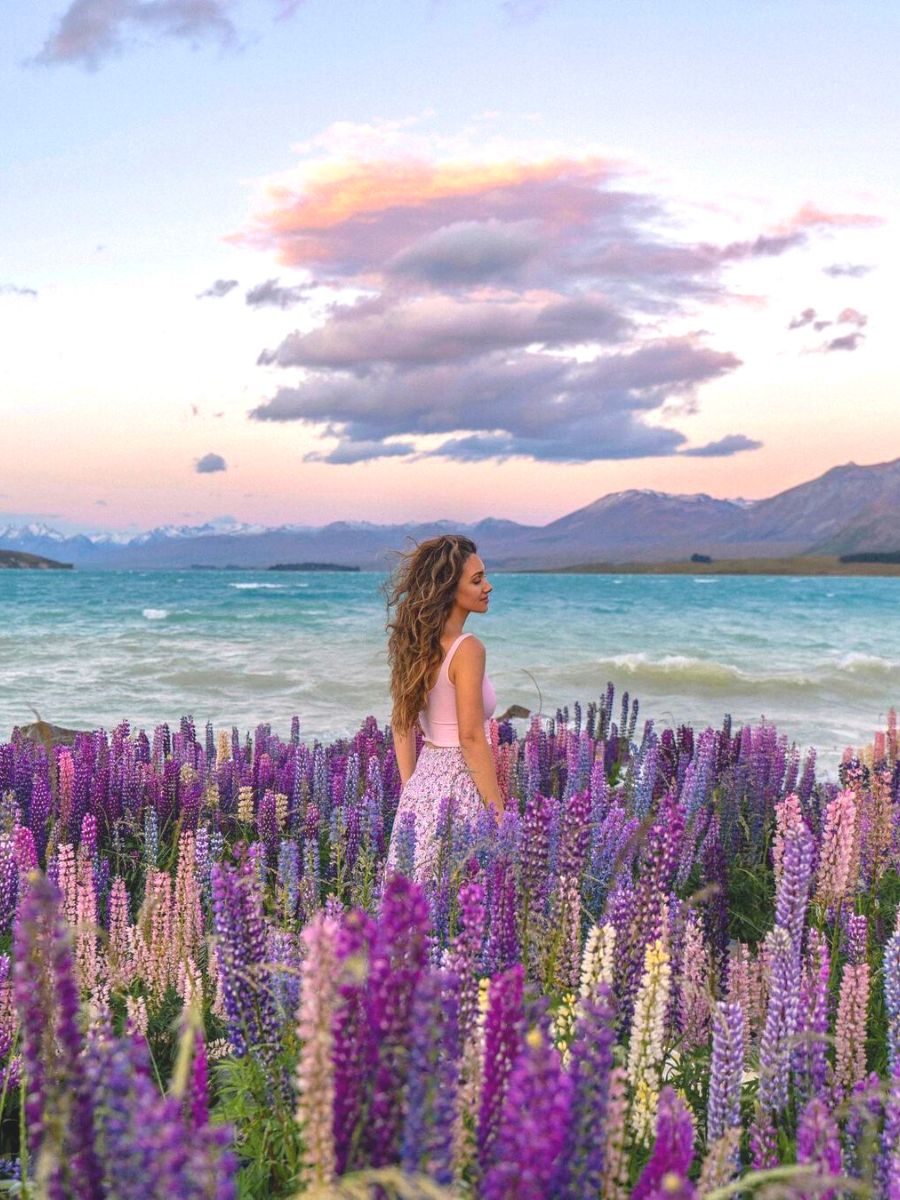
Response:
[245,278,311,309]
[310,439,417,465]
[812,320,832,332]
[788,307,817,330]
[824,263,873,278]
[197,278,239,299]
[243,151,875,467]
[258,293,631,370]
[681,434,762,457]
[34,0,236,70]
[824,331,865,353]
[95,499,108,506]
[251,338,742,464]
[386,219,542,286]
[0,283,38,298]
[195,452,227,473]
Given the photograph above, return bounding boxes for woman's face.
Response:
[455,553,492,613]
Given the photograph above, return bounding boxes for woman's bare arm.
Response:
[392,723,418,787]
[453,637,504,816]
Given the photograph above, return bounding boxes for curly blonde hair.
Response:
[382,534,478,734]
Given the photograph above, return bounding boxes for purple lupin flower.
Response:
[749,1105,779,1170]
[0,838,17,935]
[13,871,103,1199]
[632,1087,696,1200]
[758,926,800,1114]
[793,928,830,1102]
[481,1026,574,1200]
[707,1000,745,1147]
[333,909,377,1174]
[401,967,461,1186]
[556,988,615,1200]
[478,963,525,1170]
[363,873,430,1167]
[485,857,519,975]
[448,881,486,1042]
[210,859,284,1093]
[796,1097,842,1200]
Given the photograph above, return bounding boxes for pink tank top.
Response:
[419,632,497,747]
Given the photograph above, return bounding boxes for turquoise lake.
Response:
[2,569,898,774]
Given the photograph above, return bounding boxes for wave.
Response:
[588,650,900,692]
[142,609,168,620]
[835,652,899,674]
[229,582,287,590]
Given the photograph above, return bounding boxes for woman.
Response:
[383,534,505,881]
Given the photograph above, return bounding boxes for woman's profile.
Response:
[383,534,505,881]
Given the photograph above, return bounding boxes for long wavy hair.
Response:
[382,534,478,734]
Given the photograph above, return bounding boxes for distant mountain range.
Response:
[3,458,899,570]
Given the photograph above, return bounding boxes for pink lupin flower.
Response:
[106,876,131,989]
[140,868,174,1002]
[56,843,78,929]
[678,910,710,1052]
[815,789,858,907]
[835,960,870,1096]
[295,912,340,1189]
[772,793,804,885]
[75,878,100,995]
[173,830,204,968]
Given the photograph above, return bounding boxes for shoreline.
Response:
[520,554,900,576]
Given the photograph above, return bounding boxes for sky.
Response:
[2,0,898,535]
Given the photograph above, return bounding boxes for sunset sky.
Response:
[2,0,898,535]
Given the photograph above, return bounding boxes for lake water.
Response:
[2,568,897,773]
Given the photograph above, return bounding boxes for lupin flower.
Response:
[758,926,800,1114]
[401,968,461,1186]
[796,1097,842,1200]
[627,934,672,1143]
[363,873,430,1166]
[600,1065,630,1200]
[13,871,104,1198]
[632,1086,695,1200]
[793,928,830,1101]
[677,910,710,1051]
[815,788,858,907]
[707,1001,745,1146]
[835,957,870,1096]
[557,987,615,1200]
[478,963,525,1169]
[295,912,340,1189]
[481,1026,574,1200]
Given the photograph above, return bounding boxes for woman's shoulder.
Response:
[448,633,485,684]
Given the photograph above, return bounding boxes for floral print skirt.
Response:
[387,745,494,883]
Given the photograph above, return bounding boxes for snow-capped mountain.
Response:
[2,457,899,569]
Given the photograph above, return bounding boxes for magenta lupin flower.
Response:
[631,1086,696,1200]
[13,871,103,1199]
[796,1097,842,1200]
[333,909,376,1175]
[481,1025,574,1200]
[478,962,525,1169]
[363,873,430,1167]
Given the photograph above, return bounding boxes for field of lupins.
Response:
[1,688,899,1198]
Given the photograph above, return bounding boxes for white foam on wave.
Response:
[836,651,898,673]
[693,578,719,584]
[229,582,286,590]
[142,608,168,620]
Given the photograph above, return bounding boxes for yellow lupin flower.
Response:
[627,936,672,1144]
[237,786,254,824]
